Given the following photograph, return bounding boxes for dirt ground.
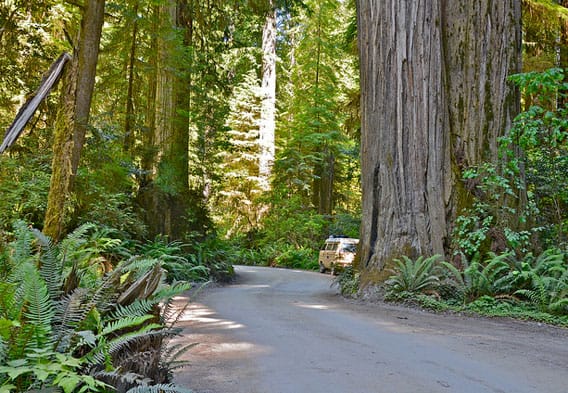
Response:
[172,266,568,393]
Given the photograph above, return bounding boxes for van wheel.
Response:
[319,262,326,273]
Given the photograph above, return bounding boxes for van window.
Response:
[325,243,338,251]
[341,243,356,253]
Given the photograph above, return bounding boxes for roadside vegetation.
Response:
[0,0,567,391]
[379,250,568,327]
[337,67,568,327]
[0,221,199,392]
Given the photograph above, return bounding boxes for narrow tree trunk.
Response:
[311,5,334,215]
[43,0,105,241]
[258,3,276,188]
[357,0,521,284]
[124,0,139,152]
[140,4,158,187]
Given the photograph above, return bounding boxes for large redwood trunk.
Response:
[356,0,521,284]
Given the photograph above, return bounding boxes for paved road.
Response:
[173,266,568,393]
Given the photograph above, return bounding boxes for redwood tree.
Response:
[259,0,277,188]
[356,0,522,284]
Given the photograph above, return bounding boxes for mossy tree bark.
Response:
[43,0,105,241]
[356,0,521,284]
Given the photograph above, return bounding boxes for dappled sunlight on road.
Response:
[295,302,332,310]
[176,303,245,329]
[170,299,271,370]
[233,284,271,289]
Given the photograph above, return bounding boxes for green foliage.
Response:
[438,253,514,302]
[137,238,210,283]
[453,163,538,258]
[379,248,567,324]
[182,237,235,283]
[74,122,147,239]
[0,221,194,392]
[0,155,51,232]
[214,69,265,236]
[522,1,568,71]
[507,68,568,248]
[332,266,360,296]
[384,255,442,296]
[462,295,568,327]
[512,249,568,314]
[272,246,318,270]
[453,68,567,258]
[275,0,360,214]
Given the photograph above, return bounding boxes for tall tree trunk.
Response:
[311,4,335,215]
[141,4,158,187]
[258,3,276,188]
[137,0,178,238]
[124,0,139,152]
[43,0,105,241]
[137,0,208,240]
[356,0,521,284]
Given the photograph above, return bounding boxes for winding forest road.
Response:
[172,266,568,393]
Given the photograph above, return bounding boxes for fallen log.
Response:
[0,52,72,154]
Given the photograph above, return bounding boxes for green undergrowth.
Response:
[385,292,568,328]
[346,248,568,328]
[0,220,196,392]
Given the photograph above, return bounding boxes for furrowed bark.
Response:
[356,0,521,285]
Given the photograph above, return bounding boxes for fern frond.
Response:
[86,326,164,366]
[548,298,568,314]
[86,267,123,314]
[111,299,157,320]
[160,297,190,328]
[438,260,466,287]
[53,288,91,352]
[60,223,97,251]
[162,342,198,366]
[0,282,17,319]
[118,257,162,279]
[125,383,194,393]
[386,255,440,294]
[94,370,151,386]
[8,220,35,267]
[0,337,6,365]
[22,265,55,350]
[57,223,97,264]
[32,229,63,300]
[151,281,192,303]
[101,315,154,337]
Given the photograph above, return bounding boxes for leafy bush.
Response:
[507,69,568,250]
[379,248,567,322]
[438,252,514,302]
[512,249,568,314]
[0,221,194,392]
[333,266,360,296]
[384,255,442,296]
[272,245,318,270]
[186,237,235,282]
[0,155,51,231]
[137,237,209,282]
[452,68,568,258]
